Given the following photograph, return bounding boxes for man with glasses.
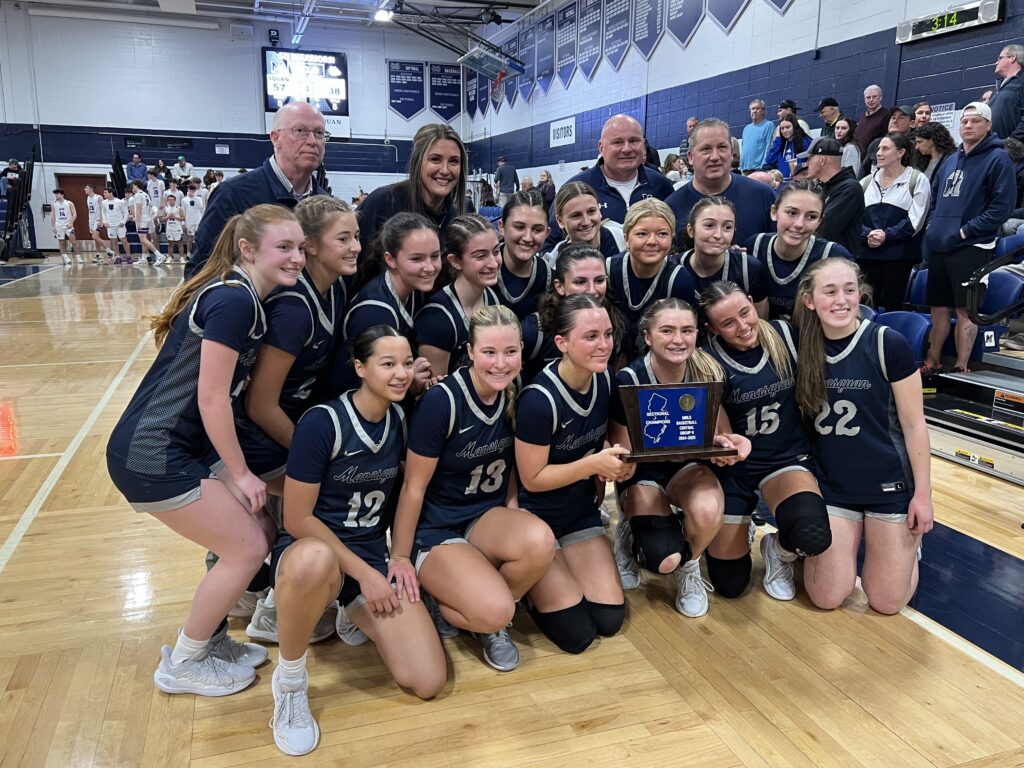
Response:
[184,101,329,278]
[988,44,1024,141]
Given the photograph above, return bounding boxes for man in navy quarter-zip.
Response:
[544,114,675,248]
[921,102,1015,374]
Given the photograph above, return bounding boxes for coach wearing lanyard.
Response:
[184,102,328,279]
[543,114,675,249]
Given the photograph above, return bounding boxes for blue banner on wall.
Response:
[632,0,665,59]
[502,38,519,107]
[666,0,704,47]
[464,68,477,119]
[518,26,537,101]
[556,2,578,89]
[429,63,461,122]
[535,14,556,94]
[706,0,749,32]
[762,0,794,14]
[577,0,602,81]
[603,0,631,71]
[387,60,425,120]
[477,73,489,116]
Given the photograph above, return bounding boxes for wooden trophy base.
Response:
[623,446,738,463]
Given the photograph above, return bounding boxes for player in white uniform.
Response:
[162,193,186,263]
[84,184,114,263]
[182,184,206,260]
[101,186,131,264]
[128,180,161,264]
[146,170,166,213]
[51,188,80,265]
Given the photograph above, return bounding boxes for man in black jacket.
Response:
[988,44,1024,141]
[801,137,864,255]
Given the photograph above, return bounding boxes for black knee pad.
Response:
[587,600,625,636]
[705,551,752,598]
[775,491,832,557]
[247,561,272,592]
[629,515,690,574]
[528,599,596,654]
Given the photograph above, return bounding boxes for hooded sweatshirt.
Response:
[925,132,1015,253]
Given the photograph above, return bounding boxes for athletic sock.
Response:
[170,630,208,665]
[264,588,276,609]
[277,652,307,684]
[771,533,798,562]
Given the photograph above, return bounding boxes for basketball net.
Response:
[489,70,507,104]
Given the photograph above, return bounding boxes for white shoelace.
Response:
[270,686,314,730]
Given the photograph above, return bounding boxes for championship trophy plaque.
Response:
[619,382,737,463]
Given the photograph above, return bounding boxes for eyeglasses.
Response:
[287,127,330,141]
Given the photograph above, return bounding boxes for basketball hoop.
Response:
[489,70,507,104]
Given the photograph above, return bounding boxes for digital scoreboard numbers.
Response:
[897,0,1002,43]
[262,48,348,117]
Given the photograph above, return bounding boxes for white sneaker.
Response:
[153,644,255,697]
[477,627,519,672]
[613,517,641,590]
[747,520,757,548]
[246,594,336,644]
[153,254,166,266]
[674,558,713,618]
[270,667,319,756]
[335,605,369,646]
[62,254,71,265]
[106,248,115,258]
[76,254,84,264]
[230,587,269,618]
[599,504,611,527]
[760,532,796,601]
[423,593,460,639]
[208,624,268,667]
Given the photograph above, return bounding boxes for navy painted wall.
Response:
[467,0,1024,172]
[0,123,412,175]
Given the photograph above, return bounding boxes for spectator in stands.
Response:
[747,170,775,187]
[356,123,467,263]
[665,118,775,249]
[153,159,173,184]
[661,153,680,178]
[202,169,217,188]
[537,169,556,211]
[125,153,147,183]
[0,158,21,198]
[776,100,810,135]
[981,89,994,103]
[834,116,861,171]
[988,44,1024,141]
[816,97,842,138]
[171,155,194,183]
[678,116,699,156]
[922,102,1015,374]
[859,133,931,310]
[521,176,534,191]
[763,115,811,179]
[913,102,932,129]
[544,114,674,247]
[494,156,519,206]
[1001,137,1024,212]
[741,99,775,173]
[802,137,864,255]
[853,85,895,154]
[184,101,327,278]
[477,185,502,226]
[862,105,915,176]
[914,122,957,181]
[644,136,661,169]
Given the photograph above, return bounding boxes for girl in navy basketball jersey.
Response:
[678,197,769,322]
[416,214,502,376]
[516,294,632,654]
[605,198,696,360]
[793,258,933,615]
[547,181,626,262]
[745,181,852,320]
[608,298,749,618]
[701,281,832,603]
[106,205,305,697]
[269,327,446,757]
[392,306,555,672]
[524,244,626,379]
[342,212,439,393]
[231,196,358,644]
[495,189,552,320]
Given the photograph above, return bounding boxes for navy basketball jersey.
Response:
[706,320,808,474]
[811,321,913,505]
[414,284,500,374]
[678,250,768,320]
[517,361,611,520]
[749,234,847,320]
[605,254,697,359]
[496,255,552,319]
[108,269,266,473]
[412,368,515,528]
[287,391,406,544]
[344,271,426,343]
[263,270,347,419]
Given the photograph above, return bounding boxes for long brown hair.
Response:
[406,124,467,215]
[791,258,872,417]
[699,281,793,381]
[468,304,522,424]
[537,243,624,350]
[638,297,723,383]
[151,204,297,346]
[438,213,495,288]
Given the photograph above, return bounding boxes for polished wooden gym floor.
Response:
[1,258,1022,768]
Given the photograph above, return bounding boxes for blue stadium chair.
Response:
[994,233,1024,263]
[859,305,876,320]
[905,267,928,308]
[941,271,1024,359]
[877,311,931,363]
